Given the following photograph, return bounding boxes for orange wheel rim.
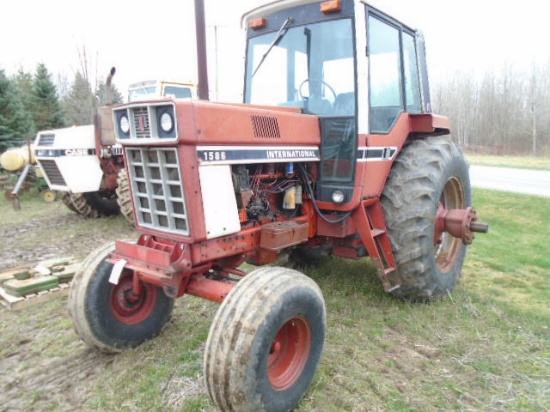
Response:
[268,316,312,391]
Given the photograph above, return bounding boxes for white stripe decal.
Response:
[356,146,398,162]
[196,145,396,165]
[197,145,320,165]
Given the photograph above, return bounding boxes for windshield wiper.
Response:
[252,17,292,77]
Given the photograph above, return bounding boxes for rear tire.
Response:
[62,192,95,216]
[381,136,471,301]
[204,266,326,412]
[286,245,328,269]
[68,242,174,352]
[116,168,134,223]
[84,191,120,216]
[61,191,120,218]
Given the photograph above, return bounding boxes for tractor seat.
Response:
[333,92,355,116]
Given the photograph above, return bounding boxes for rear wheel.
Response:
[204,266,326,412]
[68,242,174,352]
[116,168,134,223]
[381,136,471,300]
[84,190,120,216]
[62,191,120,218]
[286,245,328,269]
[62,192,93,216]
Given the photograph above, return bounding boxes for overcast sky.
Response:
[1,0,547,101]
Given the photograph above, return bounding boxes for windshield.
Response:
[128,86,158,102]
[128,85,193,102]
[164,86,192,99]
[245,18,355,117]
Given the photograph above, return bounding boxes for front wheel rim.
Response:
[268,316,312,391]
[110,273,157,325]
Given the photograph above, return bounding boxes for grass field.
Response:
[466,154,550,171]
[1,187,548,411]
[81,188,550,411]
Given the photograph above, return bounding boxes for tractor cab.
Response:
[243,0,432,203]
[127,80,198,102]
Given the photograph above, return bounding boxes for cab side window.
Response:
[368,13,422,133]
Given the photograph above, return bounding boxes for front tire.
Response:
[68,242,174,352]
[204,266,326,412]
[381,136,472,301]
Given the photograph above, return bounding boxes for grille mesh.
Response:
[126,147,189,235]
[133,107,151,139]
[38,159,66,186]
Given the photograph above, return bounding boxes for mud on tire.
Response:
[381,136,472,301]
[204,266,326,412]
[68,242,174,353]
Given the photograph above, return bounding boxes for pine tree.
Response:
[62,71,96,126]
[13,68,36,135]
[31,63,65,131]
[0,69,34,153]
[96,80,124,107]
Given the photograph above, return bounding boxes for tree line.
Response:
[432,59,550,156]
[0,63,122,153]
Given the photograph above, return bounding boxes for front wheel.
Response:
[381,136,472,301]
[204,266,326,412]
[68,242,174,352]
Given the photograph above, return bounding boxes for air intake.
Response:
[37,134,55,146]
[39,159,66,186]
[251,115,280,138]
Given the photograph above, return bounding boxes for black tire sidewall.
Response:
[84,259,174,351]
[83,191,120,216]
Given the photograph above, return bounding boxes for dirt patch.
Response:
[0,212,135,268]
[0,204,137,411]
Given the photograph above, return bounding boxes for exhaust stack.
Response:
[195,0,210,100]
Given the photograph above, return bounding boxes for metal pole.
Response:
[10,164,31,211]
[195,0,210,101]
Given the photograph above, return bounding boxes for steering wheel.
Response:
[298,79,337,103]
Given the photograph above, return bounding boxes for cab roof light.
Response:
[249,17,267,30]
[321,0,342,14]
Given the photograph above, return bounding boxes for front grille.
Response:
[37,134,55,146]
[133,107,151,139]
[38,159,66,186]
[126,147,189,235]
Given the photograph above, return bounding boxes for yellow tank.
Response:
[0,145,36,172]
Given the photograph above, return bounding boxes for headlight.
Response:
[120,114,130,134]
[331,189,345,203]
[156,105,177,138]
[115,110,131,138]
[159,112,174,133]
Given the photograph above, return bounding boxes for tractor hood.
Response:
[112,99,322,148]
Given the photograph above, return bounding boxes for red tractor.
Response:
[69,0,488,410]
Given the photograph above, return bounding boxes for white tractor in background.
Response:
[34,74,197,222]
